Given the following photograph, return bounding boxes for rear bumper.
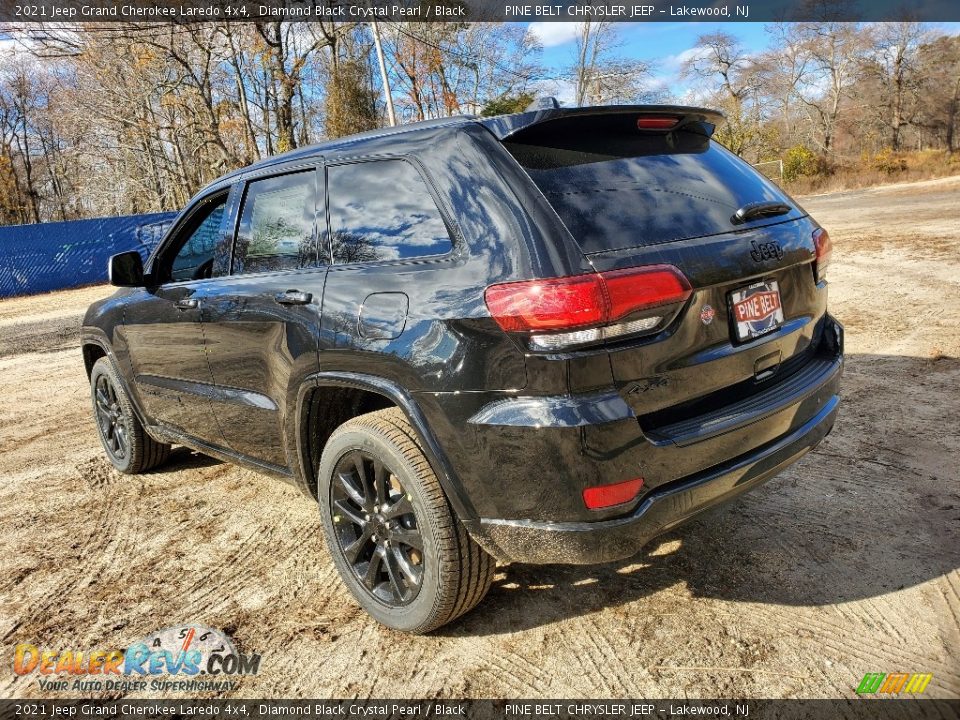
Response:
[465,391,839,564]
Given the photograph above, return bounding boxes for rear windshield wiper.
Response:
[731,201,792,225]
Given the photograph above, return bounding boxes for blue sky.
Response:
[529,21,960,100]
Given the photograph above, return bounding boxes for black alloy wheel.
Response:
[89,356,170,474]
[330,449,424,606]
[317,408,494,633]
[94,372,130,462]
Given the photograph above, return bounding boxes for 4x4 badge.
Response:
[750,240,784,262]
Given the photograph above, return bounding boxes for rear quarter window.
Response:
[326,159,452,265]
[504,115,800,254]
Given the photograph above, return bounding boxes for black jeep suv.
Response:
[82,105,842,632]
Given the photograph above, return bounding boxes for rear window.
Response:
[504,115,799,254]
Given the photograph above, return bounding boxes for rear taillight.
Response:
[813,228,832,283]
[484,265,691,351]
[583,477,644,510]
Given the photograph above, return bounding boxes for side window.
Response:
[167,195,227,283]
[327,159,452,265]
[233,170,318,275]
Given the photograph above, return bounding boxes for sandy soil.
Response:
[0,177,958,699]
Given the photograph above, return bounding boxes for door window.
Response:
[233,170,318,275]
[164,195,227,283]
[327,160,452,265]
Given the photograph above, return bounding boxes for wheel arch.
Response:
[80,329,150,427]
[82,340,108,379]
[296,372,476,522]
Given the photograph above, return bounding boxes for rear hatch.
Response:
[494,108,830,426]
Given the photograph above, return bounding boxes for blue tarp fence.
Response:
[0,212,177,299]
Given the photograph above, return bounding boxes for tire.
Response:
[317,407,494,633]
[90,356,170,474]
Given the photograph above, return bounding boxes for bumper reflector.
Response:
[582,477,644,510]
[528,316,661,351]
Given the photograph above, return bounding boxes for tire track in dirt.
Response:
[434,609,554,696]
[474,651,548,697]
[939,571,960,645]
[167,480,324,627]
[2,486,113,644]
[0,463,135,696]
[741,601,959,685]
[0,315,83,358]
[699,460,958,693]
[580,614,634,695]
[567,620,618,696]
[707,600,937,698]
[704,531,960,687]
[173,524,281,621]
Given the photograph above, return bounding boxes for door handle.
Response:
[175,298,199,311]
[275,290,312,306]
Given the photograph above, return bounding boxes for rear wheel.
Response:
[90,357,170,474]
[318,408,494,633]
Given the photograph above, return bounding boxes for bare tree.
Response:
[570,22,652,106]
[254,21,337,152]
[758,23,811,142]
[0,60,42,222]
[323,27,380,139]
[862,21,928,150]
[793,22,869,153]
[914,34,960,151]
[681,32,764,156]
[387,23,541,121]
[682,31,754,103]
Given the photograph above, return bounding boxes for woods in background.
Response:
[0,19,957,225]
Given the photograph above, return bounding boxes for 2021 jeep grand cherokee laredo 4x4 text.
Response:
[82,105,842,632]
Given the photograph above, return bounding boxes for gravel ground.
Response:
[0,176,958,699]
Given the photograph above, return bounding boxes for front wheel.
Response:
[317,408,493,633]
[90,356,170,474]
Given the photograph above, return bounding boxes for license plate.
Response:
[730,280,784,341]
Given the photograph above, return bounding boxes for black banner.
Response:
[2,0,960,23]
[3,700,960,720]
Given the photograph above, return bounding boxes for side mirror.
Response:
[108,251,144,287]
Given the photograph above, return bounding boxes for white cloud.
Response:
[0,36,27,59]
[538,78,577,104]
[528,22,583,48]
[0,36,45,72]
[660,46,704,72]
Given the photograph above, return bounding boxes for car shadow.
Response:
[166,446,223,470]
[440,352,960,636]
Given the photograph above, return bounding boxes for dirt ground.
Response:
[0,176,958,700]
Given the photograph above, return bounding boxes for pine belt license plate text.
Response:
[730,280,784,341]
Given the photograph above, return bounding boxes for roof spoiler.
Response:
[479,104,724,141]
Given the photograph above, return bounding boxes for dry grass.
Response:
[782,149,960,195]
